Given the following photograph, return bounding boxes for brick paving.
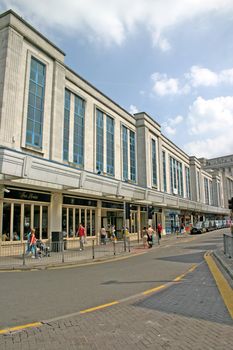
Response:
[1,259,232,350]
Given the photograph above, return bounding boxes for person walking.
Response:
[157,223,162,245]
[142,227,148,248]
[147,225,154,248]
[77,223,86,251]
[30,229,37,258]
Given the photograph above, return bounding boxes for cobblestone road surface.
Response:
[1,257,232,350]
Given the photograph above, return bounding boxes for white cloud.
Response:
[162,115,183,135]
[151,73,190,96]
[1,0,233,49]
[152,65,233,97]
[129,104,139,114]
[187,66,219,87]
[184,96,233,157]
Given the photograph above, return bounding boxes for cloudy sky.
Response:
[1,0,233,159]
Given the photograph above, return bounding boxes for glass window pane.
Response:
[2,203,11,241]
[68,208,73,237]
[92,211,95,236]
[24,205,31,239]
[42,207,48,239]
[86,210,90,236]
[34,205,40,239]
[62,208,67,236]
[13,204,21,241]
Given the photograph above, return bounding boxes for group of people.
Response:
[142,223,162,248]
[100,225,116,245]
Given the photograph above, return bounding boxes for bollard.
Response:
[23,242,26,266]
[92,239,95,259]
[113,240,116,256]
[62,241,64,263]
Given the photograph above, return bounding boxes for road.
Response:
[0,229,233,349]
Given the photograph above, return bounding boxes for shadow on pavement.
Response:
[155,251,205,264]
[134,264,233,326]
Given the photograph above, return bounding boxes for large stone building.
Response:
[0,10,230,243]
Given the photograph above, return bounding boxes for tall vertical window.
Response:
[63,90,71,161]
[204,177,209,204]
[26,57,46,148]
[209,180,213,205]
[130,131,136,182]
[197,171,201,201]
[152,139,157,186]
[162,151,167,192]
[185,167,191,199]
[170,156,183,196]
[122,126,128,180]
[106,115,114,175]
[96,109,104,172]
[73,95,85,166]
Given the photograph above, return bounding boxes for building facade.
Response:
[0,10,230,243]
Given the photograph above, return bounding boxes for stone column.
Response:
[50,192,63,239]
[95,200,102,244]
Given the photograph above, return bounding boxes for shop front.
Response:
[1,187,50,242]
[164,209,181,234]
[62,196,97,238]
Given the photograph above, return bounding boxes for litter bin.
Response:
[51,231,63,252]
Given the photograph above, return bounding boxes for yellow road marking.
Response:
[173,273,186,282]
[205,252,233,319]
[188,264,197,273]
[0,322,42,335]
[79,301,119,314]
[143,284,166,295]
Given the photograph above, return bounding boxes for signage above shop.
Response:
[63,196,97,207]
[4,188,51,202]
[102,201,123,210]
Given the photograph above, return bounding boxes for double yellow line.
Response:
[204,252,233,318]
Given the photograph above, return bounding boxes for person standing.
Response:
[142,227,148,248]
[78,223,86,251]
[100,226,107,245]
[147,225,154,248]
[157,223,162,241]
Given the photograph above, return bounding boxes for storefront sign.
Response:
[63,196,97,207]
[4,189,51,202]
[102,201,123,209]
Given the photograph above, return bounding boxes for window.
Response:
[26,57,45,148]
[106,115,114,175]
[197,171,201,201]
[185,167,191,199]
[170,156,183,196]
[73,95,85,167]
[204,177,209,204]
[63,90,71,161]
[152,139,157,186]
[122,126,136,182]
[130,131,136,182]
[122,126,128,180]
[96,109,104,172]
[162,151,167,192]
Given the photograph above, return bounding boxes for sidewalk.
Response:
[213,248,233,280]
[0,233,187,271]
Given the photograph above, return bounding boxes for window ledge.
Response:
[22,145,44,156]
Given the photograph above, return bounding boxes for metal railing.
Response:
[223,233,233,258]
[0,237,146,269]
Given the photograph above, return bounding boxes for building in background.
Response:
[0,10,230,243]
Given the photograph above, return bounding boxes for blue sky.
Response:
[1,0,233,158]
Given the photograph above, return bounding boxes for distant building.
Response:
[0,10,230,243]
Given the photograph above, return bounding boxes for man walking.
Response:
[77,223,86,251]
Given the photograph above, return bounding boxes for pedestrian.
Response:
[157,223,162,240]
[110,225,116,242]
[26,229,32,255]
[30,229,37,258]
[147,225,154,248]
[142,226,148,248]
[100,226,107,245]
[77,223,86,251]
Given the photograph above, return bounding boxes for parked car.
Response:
[190,222,203,235]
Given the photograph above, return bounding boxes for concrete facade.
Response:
[0,10,230,243]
